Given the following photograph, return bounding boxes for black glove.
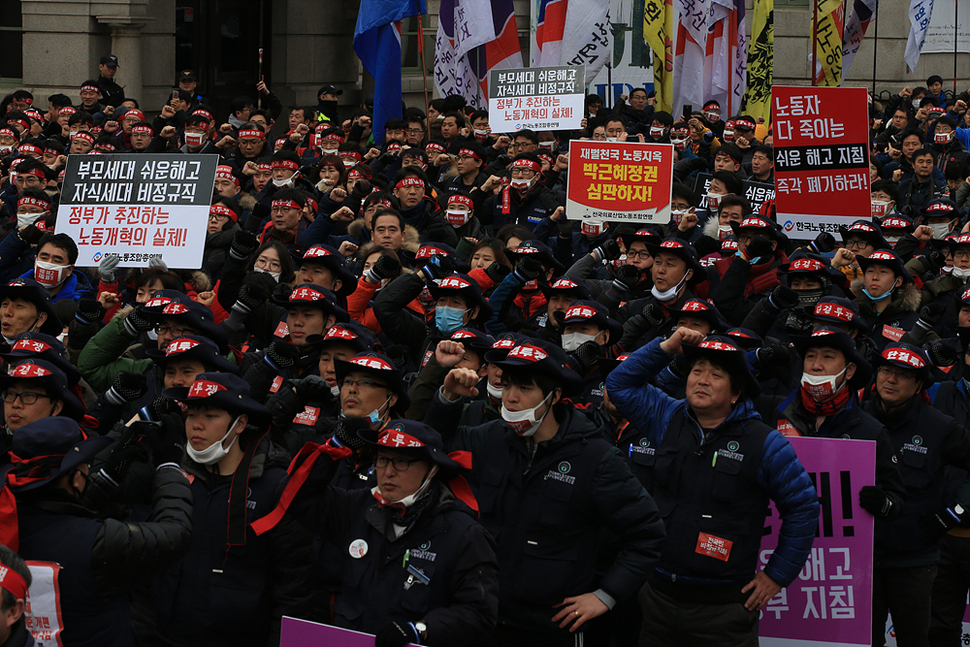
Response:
[642,303,665,328]
[139,395,184,422]
[743,235,774,261]
[768,285,800,311]
[75,298,106,325]
[919,504,968,543]
[557,218,574,238]
[594,238,622,261]
[668,353,690,379]
[99,427,149,486]
[484,261,510,284]
[365,254,402,283]
[918,302,947,327]
[859,485,894,518]
[105,371,149,406]
[142,414,186,467]
[332,417,374,452]
[265,340,301,370]
[383,344,411,371]
[925,249,946,273]
[229,230,260,260]
[123,305,155,336]
[420,255,456,282]
[928,340,958,367]
[267,381,305,423]
[19,224,44,245]
[570,340,601,372]
[612,264,641,291]
[808,232,836,254]
[294,375,332,402]
[232,279,273,315]
[756,341,790,368]
[512,256,543,283]
[374,622,420,647]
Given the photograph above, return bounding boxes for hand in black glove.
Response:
[105,371,149,406]
[512,256,543,284]
[756,341,790,368]
[570,340,601,372]
[19,224,44,246]
[267,381,304,421]
[928,340,958,367]
[295,375,332,402]
[612,264,641,291]
[140,395,184,422]
[233,280,273,315]
[859,485,894,518]
[332,417,374,452]
[642,302,665,328]
[768,284,800,311]
[925,250,946,273]
[99,427,150,486]
[123,305,156,336]
[594,238,622,262]
[668,353,690,379]
[382,344,411,371]
[808,232,836,254]
[375,622,420,647]
[918,302,947,327]
[743,235,774,261]
[75,298,106,326]
[364,254,402,284]
[919,504,967,544]
[484,261,510,283]
[557,218,574,238]
[229,230,260,260]
[420,255,456,282]
[265,340,301,370]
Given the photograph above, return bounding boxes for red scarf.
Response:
[799,384,852,417]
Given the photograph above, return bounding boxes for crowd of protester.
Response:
[3,56,970,647]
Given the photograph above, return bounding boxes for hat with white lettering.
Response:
[0,358,84,420]
[333,352,410,411]
[792,326,872,389]
[486,338,584,396]
[162,372,271,425]
[682,334,761,399]
[553,300,623,343]
[358,419,469,479]
[145,335,238,373]
[871,342,937,386]
[305,321,376,354]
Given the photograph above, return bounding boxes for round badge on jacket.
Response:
[349,539,368,559]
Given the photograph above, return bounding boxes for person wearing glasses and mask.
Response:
[484,153,565,232]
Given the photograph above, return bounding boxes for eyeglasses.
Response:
[626,249,653,260]
[208,213,229,222]
[955,249,970,259]
[844,239,870,249]
[340,378,389,390]
[375,455,421,471]
[510,142,532,149]
[407,128,425,134]
[1,390,51,405]
[255,257,282,272]
[510,168,536,178]
[157,325,191,336]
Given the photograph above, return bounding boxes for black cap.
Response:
[318,84,343,97]
[178,69,198,82]
[100,54,119,67]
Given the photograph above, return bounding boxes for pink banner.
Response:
[760,436,876,647]
[281,617,420,647]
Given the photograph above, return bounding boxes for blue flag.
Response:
[354,0,427,143]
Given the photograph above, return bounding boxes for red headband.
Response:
[448,194,473,209]
[59,107,77,116]
[882,347,926,369]
[271,159,300,171]
[237,129,265,140]
[188,379,227,398]
[210,204,238,222]
[165,338,202,356]
[395,177,425,189]
[425,142,446,153]
[378,429,425,448]
[215,166,240,186]
[272,199,302,211]
[125,110,146,121]
[510,159,541,173]
[71,131,94,145]
[458,148,482,161]
[0,128,17,140]
[80,84,100,95]
[321,132,345,142]
[257,162,272,171]
[0,565,27,600]
[19,167,45,179]
[192,109,214,122]
[18,144,40,155]
[18,196,49,210]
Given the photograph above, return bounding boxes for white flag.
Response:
[905,0,935,72]
[672,0,709,117]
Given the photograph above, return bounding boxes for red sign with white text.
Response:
[772,87,871,239]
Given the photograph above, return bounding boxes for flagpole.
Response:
[871,5,878,96]
[812,0,819,86]
[417,11,431,124]
[955,0,960,94]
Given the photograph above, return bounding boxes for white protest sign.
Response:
[55,154,219,269]
[488,65,586,133]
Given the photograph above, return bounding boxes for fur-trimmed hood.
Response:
[851,277,921,314]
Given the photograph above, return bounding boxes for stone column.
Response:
[95,15,153,105]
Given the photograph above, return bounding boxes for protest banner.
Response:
[760,436,875,647]
[566,140,674,226]
[281,616,419,647]
[488,65,586,132]
[691,173,775,213]
[24,561,64,647]
[772,86,871,239]
[55,154,219,269]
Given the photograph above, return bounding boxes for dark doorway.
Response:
[175,1,271,121]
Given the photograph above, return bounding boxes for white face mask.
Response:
[800,368,847,402]
[651,271,691,302]
[884,235,901,247]
[606,137,618,142]
[935,131,954,144]
[706,192,725,210]
[184,132,206,148]
[486,382,503,402]
[562,331,599,352]
[718,224,734,240]
[539,140,555,151]
[446,209,470,227]
[930,221,953,238]
[273,176,295,189]
[17,211,44,228]
[722,129,735,142]
[255,267,281,282]
[953,266,970,279]
[502,392,553,437]
[671,137,688,151]
[330,384,340,397]
[510,178,532,191]
[871,200,891,217]
[913,99,922,110]
[34,260,70,288]
[704,110,721,123]
[474,128,489,141]
[670,209,687,225]
[0,145,15,156]
[186,415,242,465]
[649,126,666,140]
[375,465,438,510]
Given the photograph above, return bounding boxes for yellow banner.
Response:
[814,0,844,86]
[644,0,674,112]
